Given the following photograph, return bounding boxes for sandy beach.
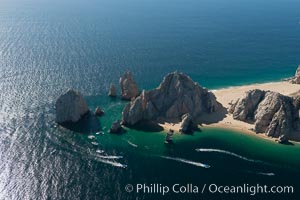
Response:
[160,80,300,142]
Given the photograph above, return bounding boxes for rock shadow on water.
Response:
[125,120,164,132]
[280,141,294,146]
[59,112,102,134]
[182,126,202,135]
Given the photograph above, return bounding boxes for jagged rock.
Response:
[108,83,117,97]
[230,89,299,138]
[95,107,105,116]
[109,120,123,134]
[289,65,300,84]
[230,89,265,121]
[179,113,194,133]
[276,135,288,144]
[119,71,139,100]
[55,89,90,123]
[122,71,222,126]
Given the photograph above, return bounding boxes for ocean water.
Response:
[0,0,300,199]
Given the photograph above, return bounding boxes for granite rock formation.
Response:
[122,71,222,126]
[230,89,265,121]
[109,120,123,133]
[289,65,300,84]
[55,89,90,123]
[119,71,139,100]
[230,89,299,138]
[95,107,105,116]
[108,83,117,97]
[179,113,194,133]
[276,135,288,144]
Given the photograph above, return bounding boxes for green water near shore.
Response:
[82,95,300,172]
[1,0,300,199]
[88,97,300,169]
[67,96,300,199]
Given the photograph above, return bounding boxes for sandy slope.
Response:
[160,81,300,142]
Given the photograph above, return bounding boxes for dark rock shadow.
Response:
[59,112,101,133]
[125,120,164,132]
[123,104,227,133]
[197,105,228,125]
[278,140,294,145]
[181,126,202,135]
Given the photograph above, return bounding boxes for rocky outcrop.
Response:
[55,89,90,123]
[276,135,288,144]
[109,120,123,134]
[179,113,194,134]
[230,89,265,122]
[108,83,117,97]
[95,107,105,116]
[119,71,139,100]
[289,65,300,84]
[122,71,222,126]
[230,89,299,138]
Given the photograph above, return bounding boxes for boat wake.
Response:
[88,149,126,168]
[195,148,263,163]
[93,157,127,168]
[127,140,138,148]
[160,156,210,168]
[246,170,275,176]
[95,154,123,159]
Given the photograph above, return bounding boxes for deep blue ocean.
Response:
[0,0,300,199]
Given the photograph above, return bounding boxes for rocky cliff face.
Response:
[55,89,90,123]
[230,89,299,138]
[289,65,300,84]
[179,113,194,133]
[119,71,139,100]
[108,83,117,97]
[122,71,222,126]
[230,89,265,121]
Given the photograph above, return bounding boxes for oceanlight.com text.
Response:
[124,183,294,196]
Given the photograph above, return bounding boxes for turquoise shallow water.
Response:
[0,0,300,199]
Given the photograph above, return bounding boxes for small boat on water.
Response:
[165,129,174,144]
[88,135,96,139]
[91,141,99,146]
[96,149,104,154]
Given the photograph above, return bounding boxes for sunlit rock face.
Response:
[230,89,300,138]
[55,89,90,123]
[108,83,117,97]
[119,71,139,100]
[289,65,300,84]
[122,71,222,126]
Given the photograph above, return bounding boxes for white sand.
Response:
[160,81,300,142]
[212,81,300,109]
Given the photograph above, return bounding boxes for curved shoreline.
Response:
[160,80,300,144]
